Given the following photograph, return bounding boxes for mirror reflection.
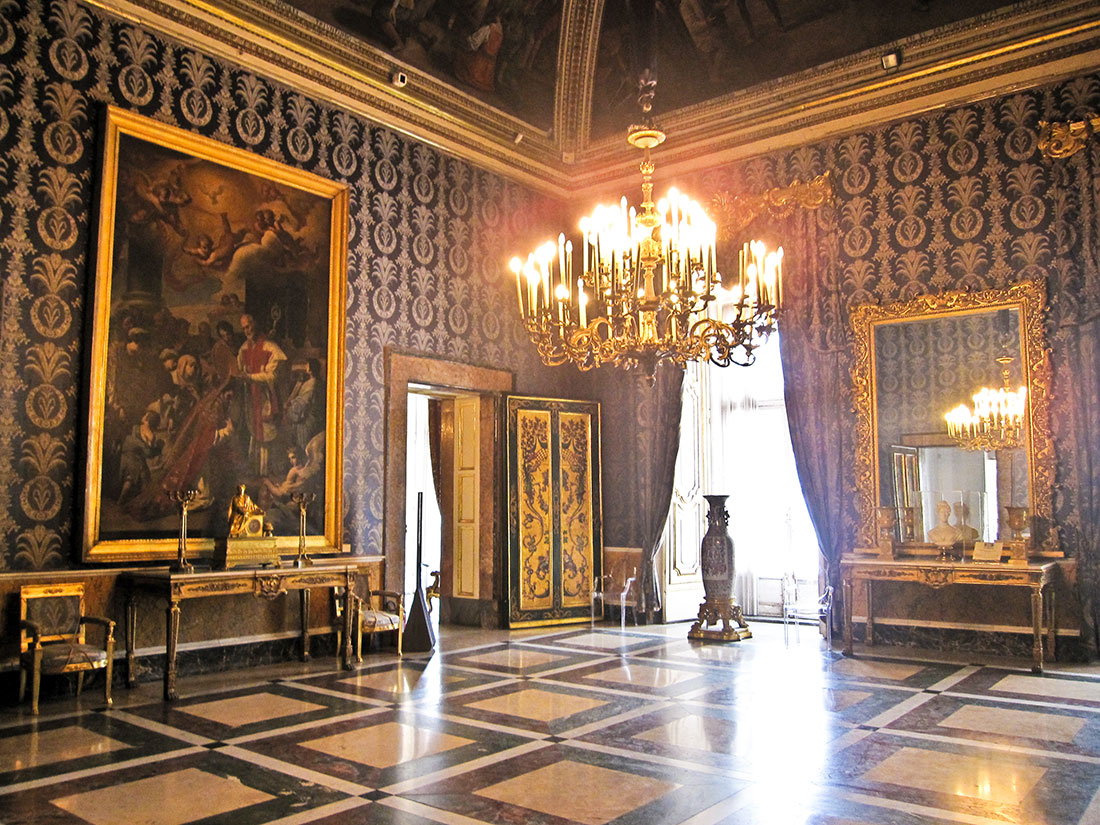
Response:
[873,307,1029,546]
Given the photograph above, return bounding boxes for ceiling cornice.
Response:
[85,0,1100,204]
[571,0,1100,196]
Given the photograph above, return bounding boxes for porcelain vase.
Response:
[701,494,735,602]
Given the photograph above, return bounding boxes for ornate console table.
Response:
[840,556,1074,673]
[125,561,373,700]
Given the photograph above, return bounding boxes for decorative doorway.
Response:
[384,351,512,627]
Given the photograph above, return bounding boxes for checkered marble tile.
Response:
[229,706,532,788]
[397,741,747,824]
[288,659,505,704]
[439,679,656,735]
[0,748,349,825]
[531,629,671,655]
[441,641,609,676]
[878,692,1100,756]
[947,668,1100,707]
[0,712,198,788]
[542,656,722,697]
[824,730,1100,825]
[7,622,1100,825]
[119,682,375,741]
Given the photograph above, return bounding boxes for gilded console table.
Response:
[841,556,1074,673]
[125,562,369,700]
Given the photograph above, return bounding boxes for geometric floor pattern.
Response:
[3,622,1100,825]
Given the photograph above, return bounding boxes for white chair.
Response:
[591,568,638,630]
[782,574,834,649]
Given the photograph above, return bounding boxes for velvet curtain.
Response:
[633,364,685,621]
[769,206,853,619]
[1047,136,1100,656]
[592,363,684,622]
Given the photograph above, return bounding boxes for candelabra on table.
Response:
[290,493,316,568]
[168,489,198,573]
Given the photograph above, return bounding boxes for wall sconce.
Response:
[881,50,901,73]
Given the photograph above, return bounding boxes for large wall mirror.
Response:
[851,280,1057,554]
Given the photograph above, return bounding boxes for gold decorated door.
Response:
[505,396,602,627]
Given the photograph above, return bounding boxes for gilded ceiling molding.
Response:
[711,172,833,238]
[555,0,604,160]
[571,1,1100,195]
[1039,116,1100,159]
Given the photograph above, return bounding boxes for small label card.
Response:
[972,541,1003,562]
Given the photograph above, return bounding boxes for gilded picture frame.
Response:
[83,106,348,562]
[850,279,1056,554]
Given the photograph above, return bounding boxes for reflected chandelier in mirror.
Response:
[851,279,1056,555]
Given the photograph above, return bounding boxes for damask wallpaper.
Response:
[0,0,566,571]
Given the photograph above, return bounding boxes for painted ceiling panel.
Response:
[283,0,561,129]
[590,0,1019,139]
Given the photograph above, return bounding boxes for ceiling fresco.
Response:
[285,0,561,129]
[284,0,1019,142]
[589,0,1019,139]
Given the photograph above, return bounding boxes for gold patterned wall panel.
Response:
[558,411,594,609]
[506,396,602,627]
[516,408,554,612]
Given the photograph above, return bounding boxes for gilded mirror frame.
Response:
[851,279,1056,552]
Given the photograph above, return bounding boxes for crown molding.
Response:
[569,0,1100,196]
[86,0,1100,203]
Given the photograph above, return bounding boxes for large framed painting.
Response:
[83,106,348,563]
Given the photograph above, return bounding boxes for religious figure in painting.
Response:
[237,313,287,476]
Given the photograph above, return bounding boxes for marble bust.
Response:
[927,499,961,547]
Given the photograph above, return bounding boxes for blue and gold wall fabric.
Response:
[0,0,563,570]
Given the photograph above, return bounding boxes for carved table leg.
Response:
[165,596,181,701]
[1047,585,1057,663]
[299,588,311,662]
[342,582,354,669]
[865,580,875,647]
[1030,584,1044,674]
[126,594,137,688]
[843,576,854,656]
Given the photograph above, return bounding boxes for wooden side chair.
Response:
[353,589,404,661]
[19,583,115,715]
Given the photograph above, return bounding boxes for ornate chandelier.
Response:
[509,78,781,384]
[945,355,1027,451]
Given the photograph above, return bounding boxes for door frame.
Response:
[383,350,513,625]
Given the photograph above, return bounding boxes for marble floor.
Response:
[4,622,1100,824]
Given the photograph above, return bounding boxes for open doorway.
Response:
[404,390,442,627]
[383,351,513,628]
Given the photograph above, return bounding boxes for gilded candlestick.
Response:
[168,489,198,573]
[290,492,316,567]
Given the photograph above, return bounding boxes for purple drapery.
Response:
[634,364,684,621]
[771,206,853,623]
[1048,135,1100,656]
[591,364,683,623]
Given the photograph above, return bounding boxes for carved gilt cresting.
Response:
[850,279,1057,554]
[1039,116,1100,159]
[710,172,833,237]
